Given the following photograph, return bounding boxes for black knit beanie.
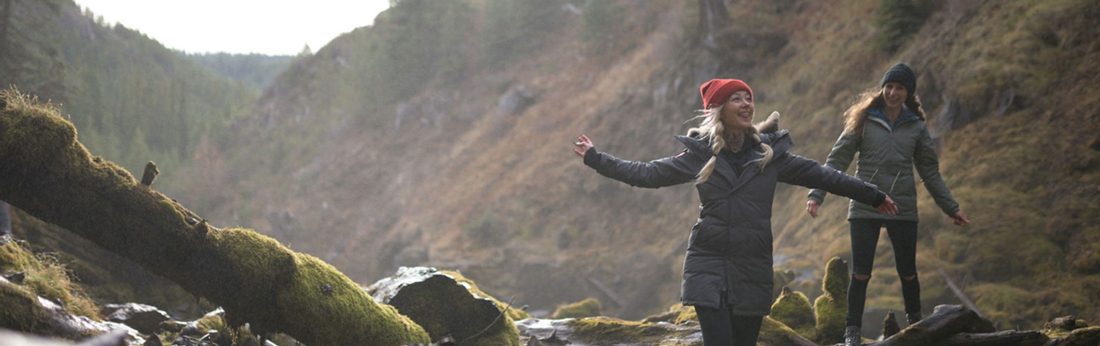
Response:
[881,62,916,93]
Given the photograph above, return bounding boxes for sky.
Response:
[73,0,392,56]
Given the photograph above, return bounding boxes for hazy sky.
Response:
[73,0,391,56]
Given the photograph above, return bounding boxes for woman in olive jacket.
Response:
[574,79,898,346]
[806,63,969,346]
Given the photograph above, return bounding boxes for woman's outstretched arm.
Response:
[573,134,703,189]
[777,152,897,215]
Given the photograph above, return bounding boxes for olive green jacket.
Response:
[808,107,959,221]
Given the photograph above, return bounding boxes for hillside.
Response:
[194,0,1100,328]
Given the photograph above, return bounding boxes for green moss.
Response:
[566,317,694,343]
[813,293,846,344]
[759,316,816,346]
[0,278,53,334]
[821,256,849,300]
[770,287,814,334]
[551,298,602,319]
[276,251,431,345]
[675,307,697,324]
[0,239,100,320]
[1060,326,1100,346]
[811,257,850,344]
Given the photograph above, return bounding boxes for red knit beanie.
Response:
[700,79,752,110]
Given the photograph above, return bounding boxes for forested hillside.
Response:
[3,0,1098,332]
[184,52,293,91]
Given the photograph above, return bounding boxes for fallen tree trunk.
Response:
[0,91,430,345]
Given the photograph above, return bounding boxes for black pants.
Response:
[696,305,763,346]
[846,218,921,327]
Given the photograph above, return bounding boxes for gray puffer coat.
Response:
[583,130,886,315]
[808,108,960,221]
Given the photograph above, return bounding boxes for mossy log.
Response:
[0,91,430,345]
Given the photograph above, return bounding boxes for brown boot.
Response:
[844,325,861,346]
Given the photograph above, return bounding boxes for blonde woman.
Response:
[806,63,969,346]
[574,79,898,346]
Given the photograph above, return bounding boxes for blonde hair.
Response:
[843,87,927,135]
[687,105,774,184]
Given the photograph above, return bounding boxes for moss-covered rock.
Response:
[641,303,697,325]
[0,236,99,320]
[770,286,814,334]
[812,256,849,344]
[1041,315,1091,339]
[0,89,430,346]
[1,276,143,343]
[566,317,697,344]
[551,298,602,319]
[368,267,520,346]
[0,276,55,336]
[441,269,531,321]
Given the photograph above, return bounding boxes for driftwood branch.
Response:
[0,90,430,345]
[586,277,627,308]
[938,268,983,317]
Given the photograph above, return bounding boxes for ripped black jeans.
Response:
[846,218,921,327]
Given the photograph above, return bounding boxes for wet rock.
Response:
[367,266,521,346]
[0,328,130,346]
[103,303,171,334]
[1,269,25,284]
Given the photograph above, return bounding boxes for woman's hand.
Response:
[806,200,820,218]
[876,195,898,216]
[951,210,970,226]
[573,134,594,157]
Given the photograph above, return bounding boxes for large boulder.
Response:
[367,267,521,346]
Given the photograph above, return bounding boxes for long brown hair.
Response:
[843,87,926,135]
